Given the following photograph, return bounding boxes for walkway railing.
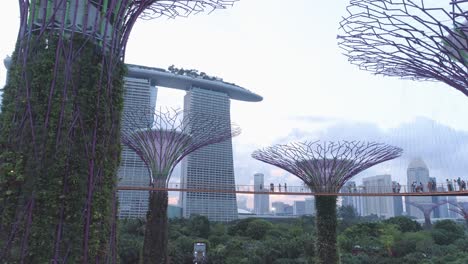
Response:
[117,183,468,196]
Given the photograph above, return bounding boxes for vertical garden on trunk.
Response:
[0,34,125,263]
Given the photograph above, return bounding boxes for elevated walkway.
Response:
[117,183,468,196]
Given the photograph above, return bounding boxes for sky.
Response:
[0,1,467,208]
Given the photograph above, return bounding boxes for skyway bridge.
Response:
[117,183,468,197]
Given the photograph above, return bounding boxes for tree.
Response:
[431,220,464,245]
[245,219,273,240]
[121,108,239,264]
[384,216,422,233]
[252,141,402,264]
[188,215,211,239]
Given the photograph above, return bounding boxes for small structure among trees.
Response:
[252,141,402,264]
[121,108,240,264]
[405,201,447,229]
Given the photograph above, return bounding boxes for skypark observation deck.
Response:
[126,64,263,102]
[118,183,468,197]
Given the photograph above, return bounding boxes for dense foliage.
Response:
[119,212,468,264]
[0,35,124,262]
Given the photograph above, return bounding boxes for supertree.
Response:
[252,141,402,264]
[446,200,468,227]
[338,0,467,94]
[0,1,237,263]
[405,201,447,229]
[121,107,240,264]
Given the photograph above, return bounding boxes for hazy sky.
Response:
[1,1,467,207]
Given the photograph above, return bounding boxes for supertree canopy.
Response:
[406,201,447,229]
[0,1,237,263]
[338,0,468,94]
[446,200,468,227]
[121,107,240,264]
[252,141,402,264]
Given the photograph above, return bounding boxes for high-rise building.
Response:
[305,198,316,216]
[406,158,432,219]
[341,181,364,216]
[237,196,249,211]
[117,77,157,218]
[254,173,270,215]
[272,201,287,215]
[293,201,306,216]
[362,174,394,218]
[180,88,238,222]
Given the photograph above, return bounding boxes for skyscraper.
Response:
[305,198,316,216]
[117,77,157,218]
[180,88,238,222]
[293,201,306,216]
[341,181,364,216]
[362,174,395,218]
[406,158,432,219]
[254,173,270,215]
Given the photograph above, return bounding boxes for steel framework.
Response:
[446,200,468,226]
[406,201,448,228]
[252,141,402,264]
[252,141,403,193]
[338,0,468,94]
[121,107,240,263]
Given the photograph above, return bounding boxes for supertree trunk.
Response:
[0,36,124,263]
[142,189,169,264]
[423,212,432,229]
[315,195,338,264]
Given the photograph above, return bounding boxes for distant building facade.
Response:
[406,158,432,219]
[362,174,394,218]
[180,88,238,222]
[341,181,364,216]
[117,77,157,218]
[254,173,270,215]
[305,198,316,215]
[293,201,306,216]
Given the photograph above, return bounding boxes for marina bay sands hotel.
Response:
[119,64,262,221]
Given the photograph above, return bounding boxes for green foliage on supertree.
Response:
[0,34,125,263]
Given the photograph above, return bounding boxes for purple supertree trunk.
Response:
[121,107,240,264]
[0,1,237,263]
[252,141,402,264]
[338,0,467,94]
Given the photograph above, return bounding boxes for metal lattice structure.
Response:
[446,200,468,226]
[121,107,240,263]
[251,141,403,193]
[406,201,447,228]
[252,140,402,264]
[0,1,237,263]
[338,0,468,94]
